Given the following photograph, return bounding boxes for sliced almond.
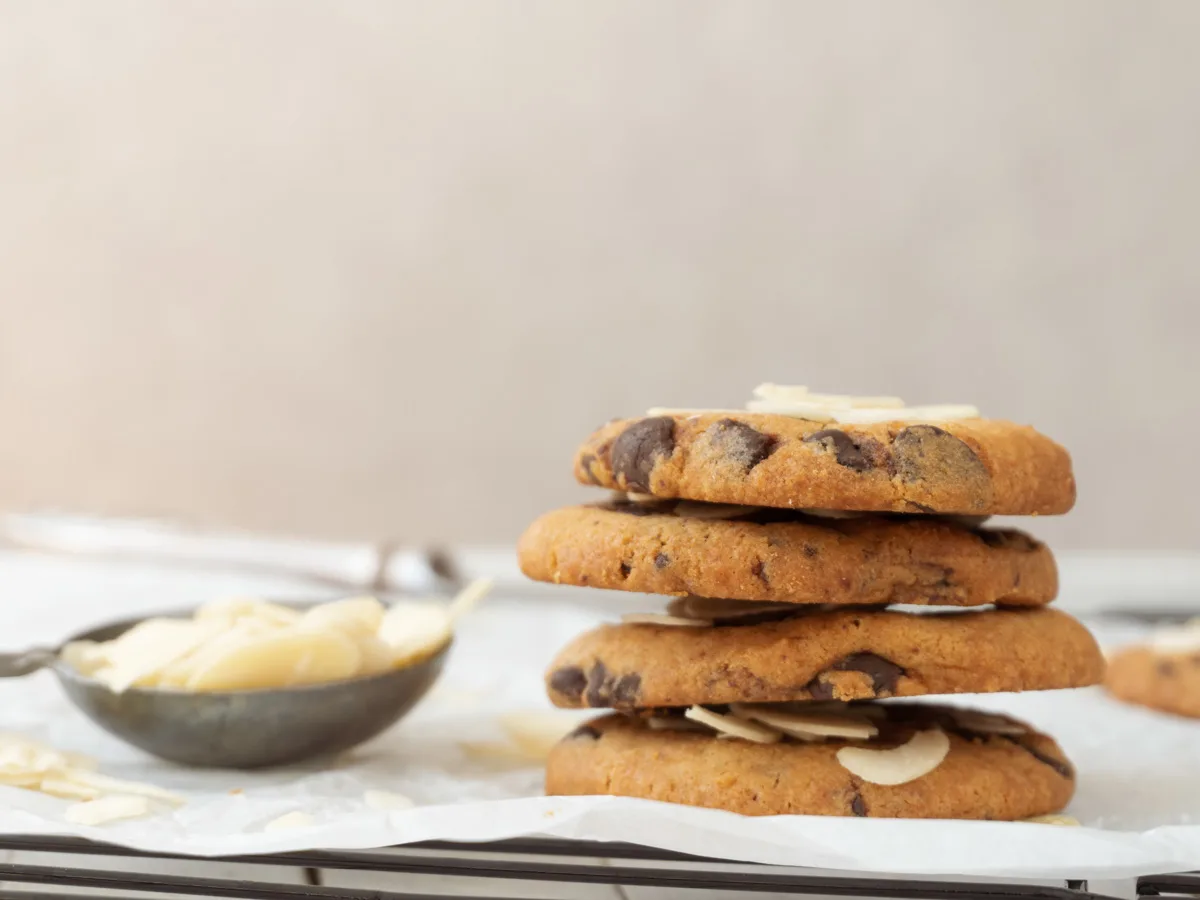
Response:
[684,706,781,744]
[184,627,362,692]
[378,602,454,666]
[834,404,980,425]
[730,703,878,740]
[836,728,950,785]
[744,399,836,421]
[950,709,1027,736]
[363,789,415,811]
[672,501,761,520]
[65,794,153,826]
[499,712,583,760]
[620,613,712,628]
[298,596,385,639]
[65,770,186,806]
[624,492,658,503]
[1023,814,1081,826]
[447,577,494,624]
[264,810,315,831]
[645,408,745,417]
[40,777,102,801]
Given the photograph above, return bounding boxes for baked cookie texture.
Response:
[518,500,1057,607]
[545,708,1074,820]
[1105,646,1200,719]
[575,414,1075,516]
[546,607,1104,709]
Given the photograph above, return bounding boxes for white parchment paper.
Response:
[0,549,1198,879]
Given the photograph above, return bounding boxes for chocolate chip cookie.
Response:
[546,705,1074,819]
[1105,643,1200,719]
[575,414,1075,515]
[519,499,1056,607]
[546,607,1104,709]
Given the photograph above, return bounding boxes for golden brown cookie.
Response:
[1105,645,1200,718]
[545,704,1074,819]
[546,607,1104,709]
[575,413,1075,515]
[518,499,1056,607]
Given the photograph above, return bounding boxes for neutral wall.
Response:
[0,1,1197,550]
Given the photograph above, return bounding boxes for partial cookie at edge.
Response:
[1105,646,1200,719]
[575,413,1075,515]
[518,501,1057,607]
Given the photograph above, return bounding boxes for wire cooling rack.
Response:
[0,835,1196,900]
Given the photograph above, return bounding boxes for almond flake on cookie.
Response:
[684,706,781,744]
[836,729,951,785]
[620,613,712,628]
[730,703,878,741]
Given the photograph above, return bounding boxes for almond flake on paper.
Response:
[64,795,153,826]
[264,811,316,831]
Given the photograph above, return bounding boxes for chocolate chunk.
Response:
[803,544,819,558]
[803,429,871,472]
[836,653,905,693]
[1009,738,1074,779]
[612,673,642,705]
[805,653,905,699]
[902,501,937,514]
[569,724,601,741]
[654,552,670,569]
[578,452,601,485]
[891,425,988,488]
[610,417,675,492]
[548,666,587,702]
[707,419,777,470]
[751,559,770,585]
[585,661,610,707]
[1158,659,1177,677]
[850,793,868,817]
[618,561,632,579]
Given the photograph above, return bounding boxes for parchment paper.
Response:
[0,548,1197,879]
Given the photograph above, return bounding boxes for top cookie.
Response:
[575,414,1075,515]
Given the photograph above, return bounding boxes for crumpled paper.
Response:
[0,549,1198,878]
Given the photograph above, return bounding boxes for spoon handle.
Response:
[0,647,56,678]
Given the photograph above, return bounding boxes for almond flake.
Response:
[672,501,761,520]
[730,703,878,740]
[666,597,797,621]
[836,729,950,785]
[620,613,712,628]
[684,706,781,744]
[64,794,152,826]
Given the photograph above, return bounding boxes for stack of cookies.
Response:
[519,385,1105,820]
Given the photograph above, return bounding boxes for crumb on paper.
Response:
[64,795,153,826]
[363,789,415,811]
[229,788,243,795]
[264,811,316,831]
[1023,814,1081,826]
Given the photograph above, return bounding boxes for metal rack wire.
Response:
[0,835,1195,900]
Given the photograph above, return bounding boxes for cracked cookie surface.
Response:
[575,413,1074,515]
[545,705,1074,819]
[545,607,1104,709]
[518,500,1056,607]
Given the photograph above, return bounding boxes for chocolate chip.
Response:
[548,666,587,702]
[610,417,675,492]
[707,419,777,470]
[1158,659,1177,677]
[578,452,601,485]
[618,561,632,579]
[1009,738,1074,779]
[654,552,670,569]
[751,560,770,585]
[569,724,601,741]
[803,429,871,472]
[803,544,819,558]
[612,673,642,705]
[807,679,835,701]
[850,793,868,817]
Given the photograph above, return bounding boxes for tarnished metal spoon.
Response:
[0,608,448,769]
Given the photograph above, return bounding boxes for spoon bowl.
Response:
[2,608,449,769]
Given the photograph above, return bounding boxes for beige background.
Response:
[0,1,1197,550]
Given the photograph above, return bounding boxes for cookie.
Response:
[518,499,1056,607]
[546,607,1104,709]
[546,704,1074,819]
[575,413,1074,515]
[1105,644,1200,719]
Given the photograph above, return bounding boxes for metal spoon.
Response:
[0,608,449,769]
